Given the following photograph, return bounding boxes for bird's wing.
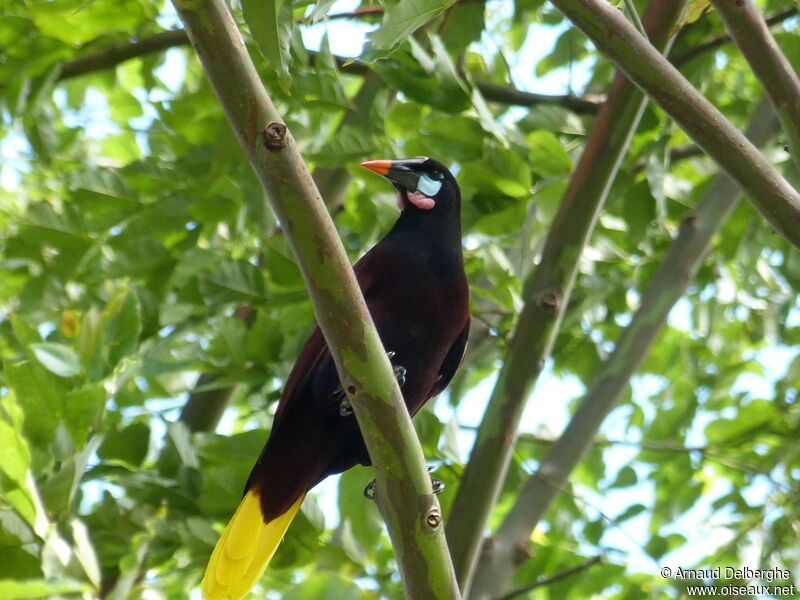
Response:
[272,249,387,422]
[427,317,470,399]
[272,325,327,422]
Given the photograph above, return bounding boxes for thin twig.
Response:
[672,7,798,67]
[622,0,647,36]
[495,556,604,600]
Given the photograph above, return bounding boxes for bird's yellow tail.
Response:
[202,490,304,600]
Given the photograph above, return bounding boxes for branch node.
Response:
[426,509,442,530]
[680,213,699,233]
[513,540,533,565]
[261,122,287,150]
[538,289,561,315]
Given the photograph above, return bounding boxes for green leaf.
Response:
[63,384,105,448]
[308,0,339,23]
[533,178,569,225]
[673,0,712,34]
[0,406,31,491]
[3,360,65,449]
[98,422,150,467]
[281,572,362,600]
[30,343,82,378]
[0,398,36,527]
[610,465,637,488]
[368,0,458,50]
[243,0,294,92]
[199,259,267,306]
[528,130,573,176]
[103,287,141,369]
[372,40,470,112]
[0,579,86,599]
[70,519,101,587]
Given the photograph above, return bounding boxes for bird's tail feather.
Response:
[202,490,304,600]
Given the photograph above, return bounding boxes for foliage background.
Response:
[0,0,798,598]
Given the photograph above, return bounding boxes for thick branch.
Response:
[709,0,800,173]
[445,2,684,596]
[469,98,780,600]
[170,0,460,597]
[549,0,800,248]
[178,75,384,433]
[179,373,237,433]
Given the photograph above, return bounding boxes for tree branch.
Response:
[472,78,603,113]
[170,0,460,596]
[549,0,800,249]
[445,2,685,595]
[671,7,798,67]
[56,30,601,113]
[495,556,604,600]
[58,30,189,80]
[709,0,800,173]
[178,74,384,434]
[58,4,385,80]
[631,143,703,174]
[468,97,780,600]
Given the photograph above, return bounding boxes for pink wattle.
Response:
[407,191,436,210]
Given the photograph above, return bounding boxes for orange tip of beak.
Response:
[360,159,392,177]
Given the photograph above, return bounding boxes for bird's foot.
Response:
[363,479,376,500]
[393,365,407,387]
[386,351,407,388]
[363,466,444,500]
[337,351,406,417]
[339,398,353,417]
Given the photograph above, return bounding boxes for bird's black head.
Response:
[361,157,460,213]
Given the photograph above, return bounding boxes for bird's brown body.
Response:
[203,157,469,600]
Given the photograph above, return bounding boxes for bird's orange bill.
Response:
[360,159,392,176]
[202,491,305,600]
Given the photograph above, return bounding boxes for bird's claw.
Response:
[363,480,376,499]
[337,351,406,418]
[363,467,444,500]
[393,365,407,387]
[339,398,353,417]
[387,351,407,387]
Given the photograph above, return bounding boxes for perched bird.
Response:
[202,157,470,600]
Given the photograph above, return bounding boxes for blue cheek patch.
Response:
[417,175,442,197]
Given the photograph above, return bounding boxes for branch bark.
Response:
[170,0,460,597]
[549,0,800,248]
[468,97,780,600]
[444,2,685,595]
[709,0,800,173]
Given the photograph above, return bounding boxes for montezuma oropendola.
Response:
[202,157,470,600]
